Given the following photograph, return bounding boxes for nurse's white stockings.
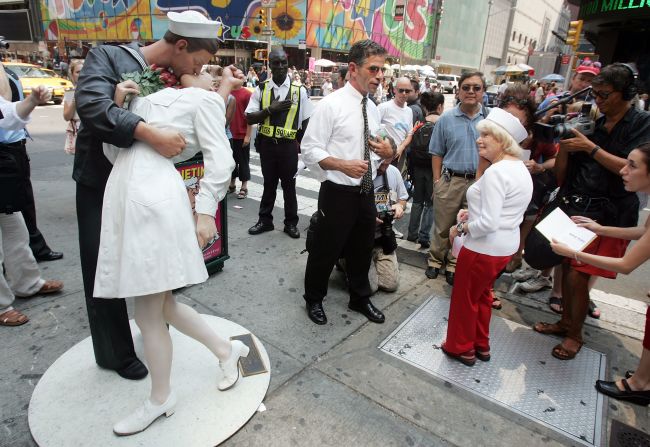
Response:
[134,291,232,405]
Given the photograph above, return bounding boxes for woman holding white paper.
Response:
[550,142,650,405]
[442,108,532,366]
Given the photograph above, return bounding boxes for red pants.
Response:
[444,247,511,354]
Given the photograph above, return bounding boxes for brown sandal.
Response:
[552,339,583,360]
[20,279,64,298]
[227,184,236,194]
[533,322,568,336]
[0,309,29,326]
[237,188,248,199]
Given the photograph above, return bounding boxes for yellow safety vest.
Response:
[259,82,301,140]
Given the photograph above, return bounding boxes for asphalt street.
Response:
[1,101,649,446]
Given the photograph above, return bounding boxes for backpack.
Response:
[411,121,435,152]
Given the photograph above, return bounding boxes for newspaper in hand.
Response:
[535,207,597,252]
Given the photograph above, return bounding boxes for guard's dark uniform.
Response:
[253,79,311,227]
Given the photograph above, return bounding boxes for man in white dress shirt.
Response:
[300,40,396,325]
[245,47,313,239]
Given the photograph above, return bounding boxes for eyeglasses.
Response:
[461,84,483,92]
[591,89,615,100]
[365,65,386,74]
[397,88,413,94]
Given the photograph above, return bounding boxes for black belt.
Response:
[0,139,26,149]
[323,180,373,195]
[446,169,475,179]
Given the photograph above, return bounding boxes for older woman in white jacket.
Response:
[442,108,532,366]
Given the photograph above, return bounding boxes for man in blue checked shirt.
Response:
[425,72,489,286]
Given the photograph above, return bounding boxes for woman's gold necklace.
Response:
[492,151,506,164]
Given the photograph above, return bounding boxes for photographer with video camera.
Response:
[534,63,650,361]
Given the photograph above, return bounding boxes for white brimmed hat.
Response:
[167,11,221,39]
[485,107,528,143]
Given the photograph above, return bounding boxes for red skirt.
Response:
[570,236,629,279]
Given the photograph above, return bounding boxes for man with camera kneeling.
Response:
[369,159,408,293]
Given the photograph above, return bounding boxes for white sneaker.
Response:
[218,340,250,391]
[512,268,540,282]
[113,391,177,436]
[519,275,552,293]
[393,228,404,239]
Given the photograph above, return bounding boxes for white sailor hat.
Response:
[485,107,528,143]
[167,11,221,39]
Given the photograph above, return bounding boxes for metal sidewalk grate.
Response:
[379,296,606,446]
[610,419,650,447]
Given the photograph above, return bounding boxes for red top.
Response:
[230,88,252,139]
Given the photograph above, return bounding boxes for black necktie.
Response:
[361,96,373,193]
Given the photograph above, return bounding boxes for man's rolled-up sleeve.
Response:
[75,47,144,148]
[429,114,446,157]
[0,99,29,130]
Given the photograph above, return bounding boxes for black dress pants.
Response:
[258,140,299,226]
[76,182,138,370]
[6,141,52,257]
[304,181,376,304]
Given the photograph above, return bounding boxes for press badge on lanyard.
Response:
[375,190,397,213]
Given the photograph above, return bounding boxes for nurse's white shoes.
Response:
[113,391,177,436]
[218,340,250,391]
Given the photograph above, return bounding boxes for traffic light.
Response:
[254,49,268,60]
[566,20,583,51]
[257,9,265,25]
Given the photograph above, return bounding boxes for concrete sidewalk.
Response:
[2,148,650,446]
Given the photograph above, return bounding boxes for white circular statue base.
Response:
[28,315,270,446]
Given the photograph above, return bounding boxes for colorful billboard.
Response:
[40,0,434,60]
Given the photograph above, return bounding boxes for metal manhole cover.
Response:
[379,295,607,446]
[611,419,650,447]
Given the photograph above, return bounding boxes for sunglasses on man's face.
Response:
[397,88,413,94]
[461,84,483,92]
[365,65,386,74]
[591,89,615,100]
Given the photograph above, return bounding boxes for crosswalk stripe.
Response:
[241,153,320,217]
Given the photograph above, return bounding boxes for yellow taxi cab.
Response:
[3,62,73,104]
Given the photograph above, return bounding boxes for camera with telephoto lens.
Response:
[0,37,9,50]
[378,209,397,254]
[533,102,595,142]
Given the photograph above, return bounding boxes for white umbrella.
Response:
[314,59,337,68]
[421,65,435,71]
[402,65,418,71]
[390,63,401,70]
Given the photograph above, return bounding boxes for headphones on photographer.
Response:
[611,63,638,100]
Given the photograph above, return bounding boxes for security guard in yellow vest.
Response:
[245,48,313,238]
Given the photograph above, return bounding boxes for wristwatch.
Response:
[456,221,465,235]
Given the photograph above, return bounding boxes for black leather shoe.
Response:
[425,266,439,279]
[35,251,63,262]
[248,222,274,235]
[284,225,300,239]
[306,302,327,325]
[596,379,650,406]
[348,300,385,323]
[445,271,455,286]
[419,241,430,249]
[116,358,148,380]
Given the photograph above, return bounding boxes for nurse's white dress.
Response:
[94,87,235,298]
